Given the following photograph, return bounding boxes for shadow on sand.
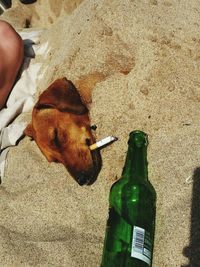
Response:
[182,167,200,267]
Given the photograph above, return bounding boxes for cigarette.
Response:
[0,2,6,11]
[89,136,118,151]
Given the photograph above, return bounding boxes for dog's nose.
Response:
[76,171,89,186]
[76,170,97,186]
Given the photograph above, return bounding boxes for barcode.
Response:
[131,226,151,266]
[132,226,145,253]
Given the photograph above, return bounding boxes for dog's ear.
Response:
[35,78,88,115]
[24,123,35,139]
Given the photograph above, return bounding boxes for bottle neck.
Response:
[122,131,148,183]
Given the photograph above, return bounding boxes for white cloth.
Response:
[0,30,49,180]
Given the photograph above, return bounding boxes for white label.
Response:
[131,226,152,266]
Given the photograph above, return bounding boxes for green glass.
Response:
[101,130,156,267]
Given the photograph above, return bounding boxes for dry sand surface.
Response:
[1,0,200,266]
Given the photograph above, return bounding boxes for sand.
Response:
[1,0,200,266]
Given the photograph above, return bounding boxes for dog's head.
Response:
[24,78,102,185]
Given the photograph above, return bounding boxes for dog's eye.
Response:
[90,124,97,131]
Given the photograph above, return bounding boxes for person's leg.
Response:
[0,20,24,109]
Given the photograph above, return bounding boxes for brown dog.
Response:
[24,77,102,185]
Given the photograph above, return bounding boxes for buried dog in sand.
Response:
[24,77,103,186]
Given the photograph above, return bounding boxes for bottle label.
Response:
[131,226,152,266]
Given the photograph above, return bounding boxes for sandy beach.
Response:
[1,0,200,266]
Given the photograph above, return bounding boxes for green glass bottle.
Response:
[101,130,156,267]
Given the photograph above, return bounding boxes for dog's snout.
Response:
[77,171,89,186]
[76,169,99,186]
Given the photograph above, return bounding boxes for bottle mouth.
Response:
[128,130,148,147]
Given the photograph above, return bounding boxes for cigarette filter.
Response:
[89,136,118,151]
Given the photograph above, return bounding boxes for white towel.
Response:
[0,30,49,180]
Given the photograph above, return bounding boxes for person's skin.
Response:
[0,20,24,109]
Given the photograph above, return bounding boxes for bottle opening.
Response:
[129,130,148,148]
